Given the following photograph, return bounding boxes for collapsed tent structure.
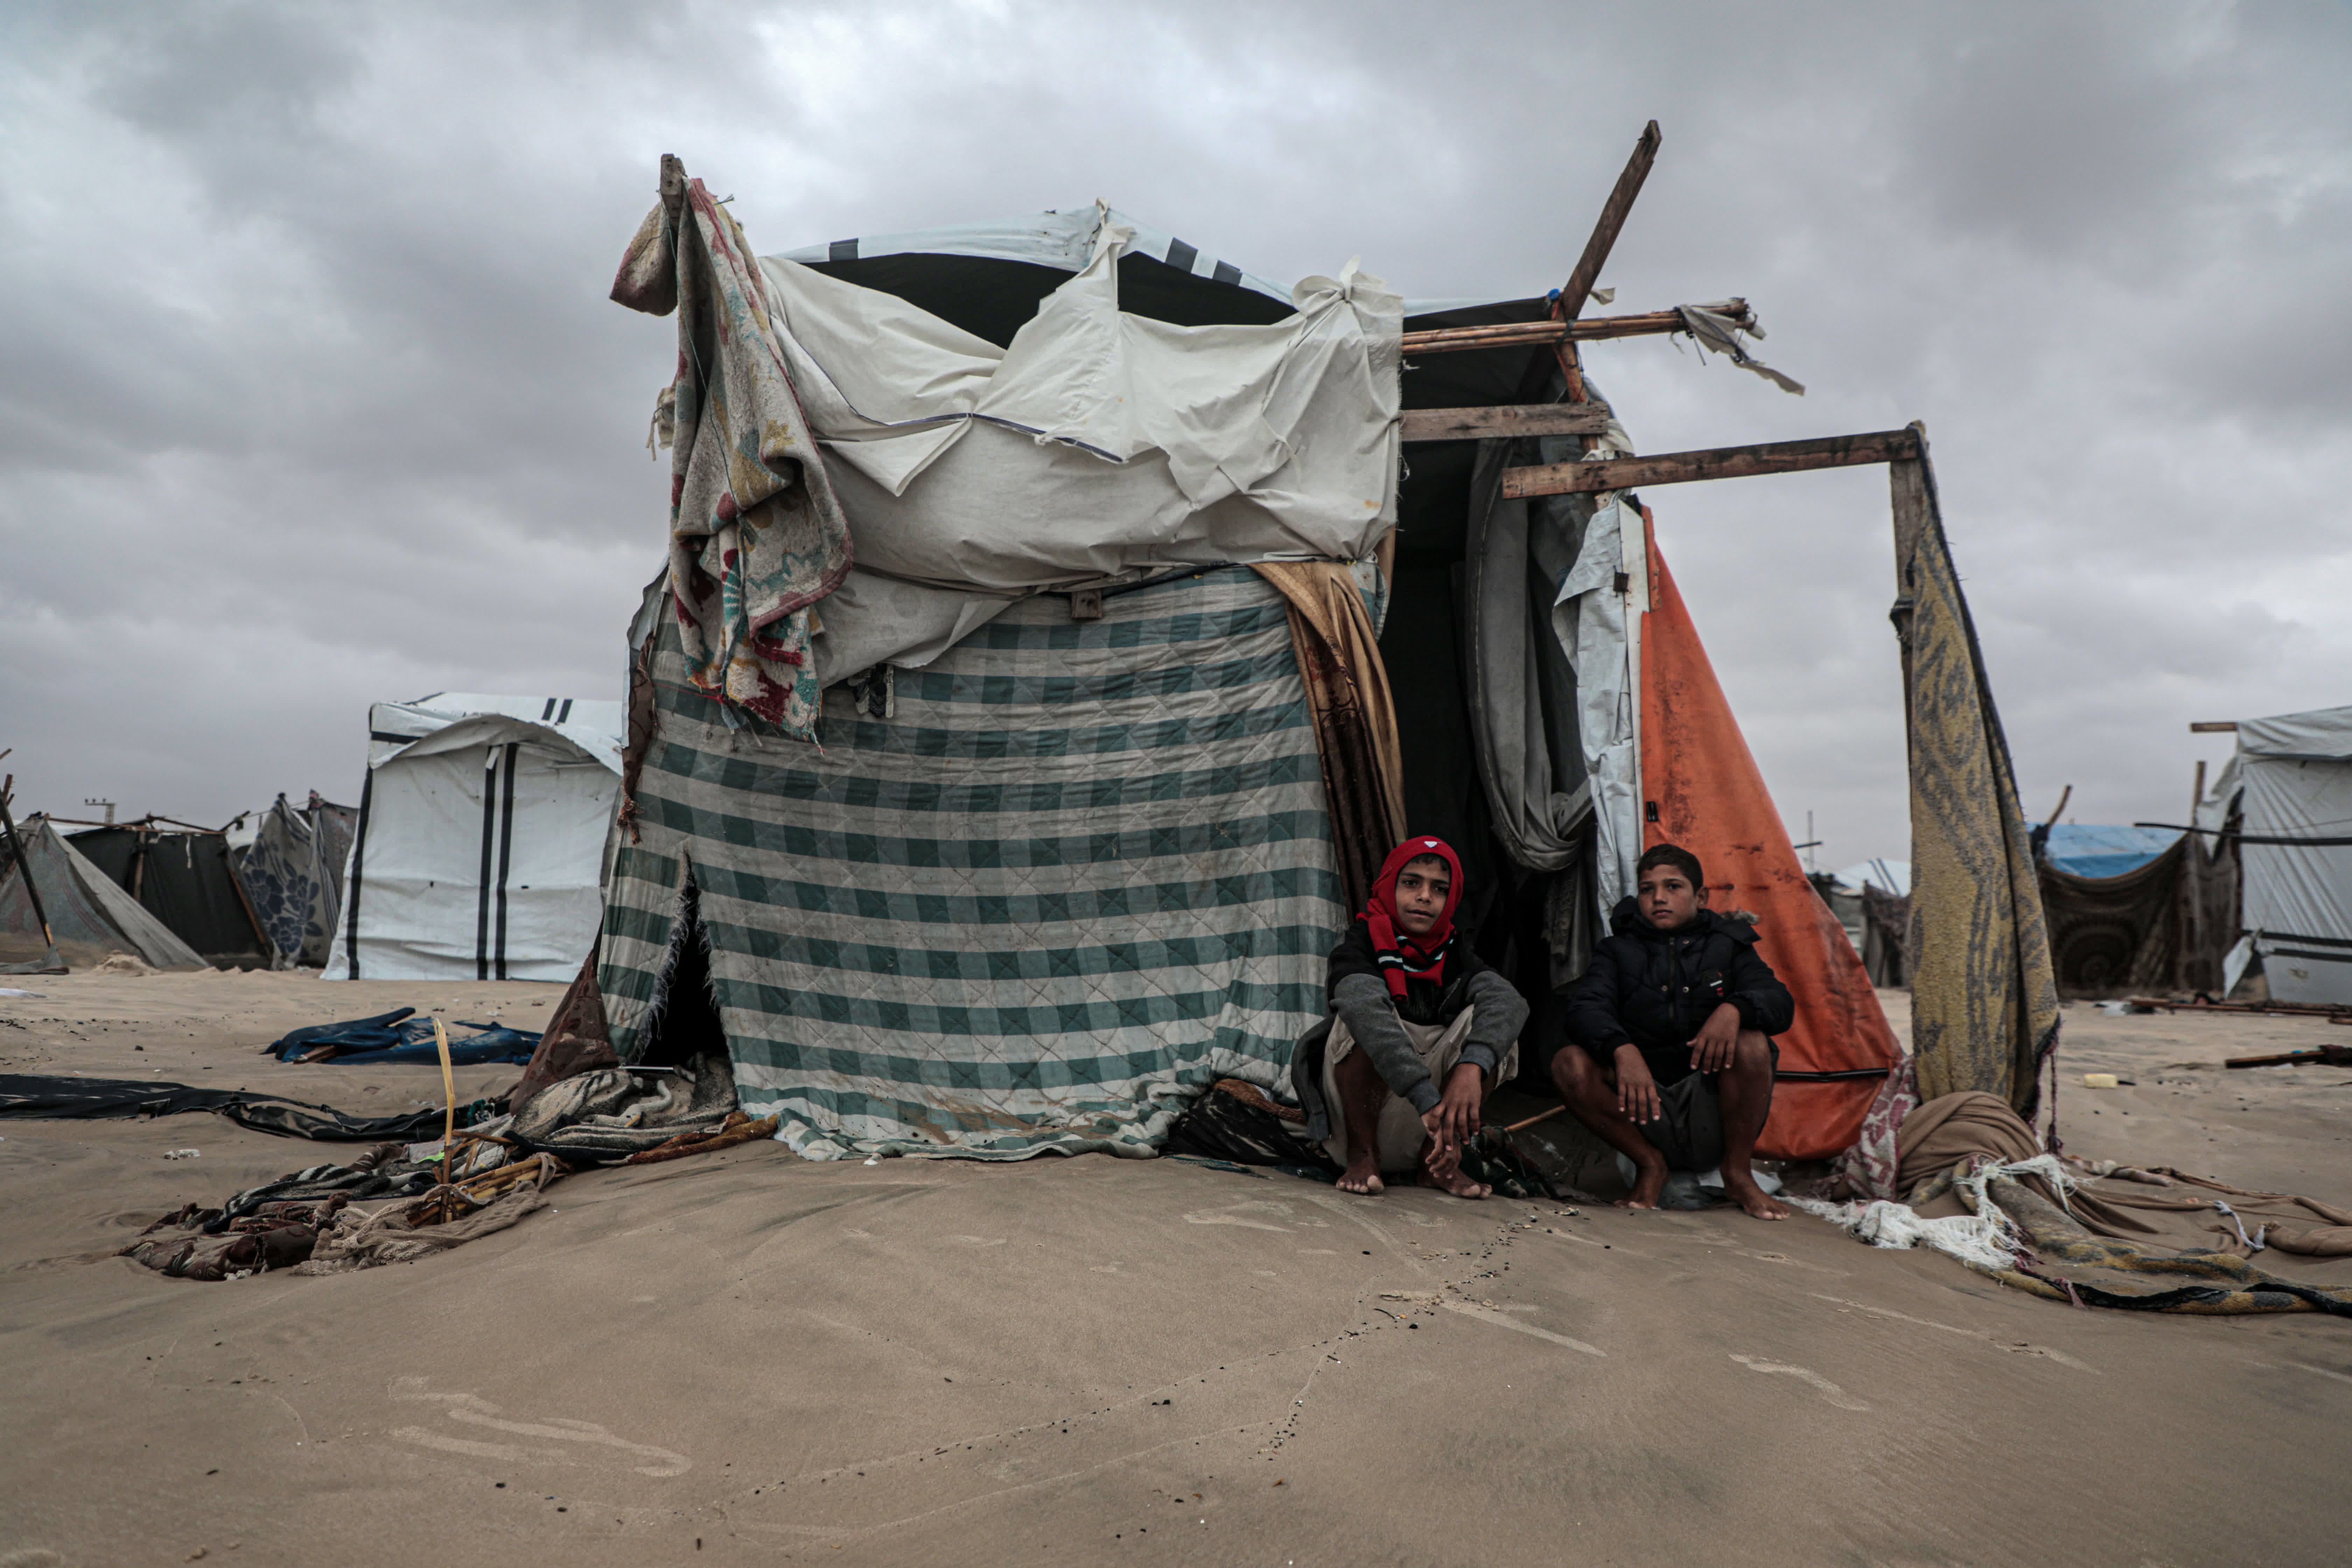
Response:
[0,816,208,972]
[67,821,270,968]
[233,794,359,968]
[2188,707,2352,1006]
[326,694,624,982]
[552,131,2051,1178]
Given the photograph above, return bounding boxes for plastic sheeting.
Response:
[1639,544,1900,1162]
[232,795,356,968]
[325,696,624,983]
[751,211,1402,682]
[2234,706,2352,1005]
[2033,824,2182,880]
[0,818,207,971]
[1462,439,1594,876]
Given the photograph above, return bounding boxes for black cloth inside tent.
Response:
[70,827,267,968]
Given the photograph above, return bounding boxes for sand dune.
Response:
[4,972,2349,1566]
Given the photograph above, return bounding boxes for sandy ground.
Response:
[3,972,2351,1568]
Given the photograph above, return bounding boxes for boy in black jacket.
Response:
[1553,842,1794,1219]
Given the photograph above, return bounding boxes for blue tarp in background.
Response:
[2031,824,2182,881]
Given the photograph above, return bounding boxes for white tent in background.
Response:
[325,694,625,982]
[2201,705,2352,1005]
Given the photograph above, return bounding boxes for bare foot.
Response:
[1616,1158,1668,1210]
[1416,1163,1491,1200]
[1724,1175,1789,1220]
[1337,1157,1385,1196]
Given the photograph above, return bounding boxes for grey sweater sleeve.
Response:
[1331,973,1441,1113]
[1454,969,1530,1082]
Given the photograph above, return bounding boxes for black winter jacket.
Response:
[1566,898,1795,1059]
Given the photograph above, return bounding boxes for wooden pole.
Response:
[1400,302,1754,357]
[1554,120,1663,402]
[1501,428,1922,498]
[1400,404,1611,443]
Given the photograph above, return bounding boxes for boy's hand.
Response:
[1613,1045,1661,1122]
[1689,1002,1743,1073]
[1421,1061,1485,1158]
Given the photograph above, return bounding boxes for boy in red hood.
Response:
[1288,837,1530,1198]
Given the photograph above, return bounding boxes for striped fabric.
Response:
[598,567,1343,1161]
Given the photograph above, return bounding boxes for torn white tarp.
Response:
[1554,492,1645,914]
[755,210,1402,681]
[325,695,625,983]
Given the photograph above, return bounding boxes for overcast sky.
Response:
[3,1,2347,872]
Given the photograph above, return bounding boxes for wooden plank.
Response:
[1500,428,1923,498]
[1401,302,1753,357]
[1400,404,1610,443]
[1559,121,1663,323]
[2189,721,2240,733]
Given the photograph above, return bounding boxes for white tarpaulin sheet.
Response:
[326,694,624,983]
[754,211,1402,683]
[2235,705,2352,1005]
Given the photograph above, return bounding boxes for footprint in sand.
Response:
[388,1378,690,1476]
[1182,1200,1295,1233]
[1728,1354,1870,1410]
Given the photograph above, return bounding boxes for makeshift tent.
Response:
[326,694,624,982]
[2195,707,2352,1005]
[69,822,268,968]
[572,140,1928,1169]
[232,793,358,968]
[564,138,2035,1175]
[0,816,207,971]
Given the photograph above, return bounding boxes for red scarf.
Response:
[1360,837,1464,999]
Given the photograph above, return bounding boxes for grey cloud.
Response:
[1,0,2348,874]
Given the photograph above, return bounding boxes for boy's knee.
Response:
[1550,1045,1599,1091]
[1733,1031,1773,1070]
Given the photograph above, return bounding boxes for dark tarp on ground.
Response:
[70,826,267,967]
[0,1074,495,1141]
[263,1009,540,1066]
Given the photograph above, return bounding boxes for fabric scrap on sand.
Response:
[118,1051,764,1281]
[0,1073,502,1143]
[1790,1091,2352,1317]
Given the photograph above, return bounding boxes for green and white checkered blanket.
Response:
[598,566,1342,1160]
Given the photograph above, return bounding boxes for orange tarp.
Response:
[1638,518,1900,1161]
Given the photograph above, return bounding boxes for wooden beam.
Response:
[1559,121,1662,324]
[2189,721,2239,734]
[1500,428,1923,498]
[1401,301,1751,357]
[1400,404,1610,443]
[1554,120,1662,402]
